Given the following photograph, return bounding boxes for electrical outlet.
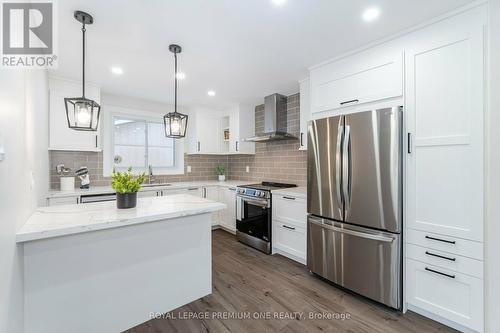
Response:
[246,166,250,173]
[187,165,192,173]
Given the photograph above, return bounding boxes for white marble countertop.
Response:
[17,194,226,243]
[272,186,307,199]
[46,180,252,198]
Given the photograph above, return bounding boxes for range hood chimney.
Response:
[244,93,297,142]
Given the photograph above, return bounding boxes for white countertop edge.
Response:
[16,202,226,243]
[46,180,250,198]
[271,187,307,199]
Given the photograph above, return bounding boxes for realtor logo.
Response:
[1,1,57,68]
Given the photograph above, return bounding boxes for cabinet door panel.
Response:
[310,51,402,114]
[406,26,484,242]
[203,186,220,226]
[299,78,310,150]
[220,187,236,231]
[406,259,483,332]
[49,90,100,151]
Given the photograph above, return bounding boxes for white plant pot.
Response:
[60,177,75,192]
[218,175,226,182]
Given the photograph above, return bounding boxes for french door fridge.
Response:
[307,106,403,310]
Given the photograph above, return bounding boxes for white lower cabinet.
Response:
[406,258,484,332]
[218,187,236,232]
[272,193,307,264]
[138,189,161,197]
[202,186,220,226]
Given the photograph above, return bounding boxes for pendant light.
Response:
[164,44,188,138]
[64,11,101,131]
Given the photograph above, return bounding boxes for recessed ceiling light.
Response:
[271,0,287,6]
[111,66,123,75]
[362,7,380,22]
[207,90,216,97]
[176,72,186,80]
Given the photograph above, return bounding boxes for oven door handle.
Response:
[240,196,269,208]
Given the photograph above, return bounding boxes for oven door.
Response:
[236,195,270,242]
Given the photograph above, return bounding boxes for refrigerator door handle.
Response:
[342,125,352,212]
[308,217,395,243]
[335,122,344,209]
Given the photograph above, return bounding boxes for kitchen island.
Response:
[16,194,225,333]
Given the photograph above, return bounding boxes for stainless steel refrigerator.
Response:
[307,106,403,310]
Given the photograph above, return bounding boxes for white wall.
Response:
[486,1,500,332]
[0,70,49,333]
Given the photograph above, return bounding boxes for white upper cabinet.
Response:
[309,48,403,114]
[49,77,101,151]
[187,105,255,155]
[405,8,485,242]
[228,104,255,154]
[298,78,310,150]
[187,107,219,154]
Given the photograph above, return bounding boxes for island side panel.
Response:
[23,213,212,333]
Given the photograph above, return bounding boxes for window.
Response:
[112,116,175,171]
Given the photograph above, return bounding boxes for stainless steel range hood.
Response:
[244,93,297,142]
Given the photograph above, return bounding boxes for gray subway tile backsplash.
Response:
[49,93,306,189]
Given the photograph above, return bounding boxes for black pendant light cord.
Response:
[174,51,177,113]
[82,23,86,98]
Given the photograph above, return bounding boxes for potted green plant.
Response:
[111,167,146,209]
[215,165,226,182]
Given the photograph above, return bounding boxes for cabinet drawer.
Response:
[406,244,483,279]
[47,196,79,206]
[406,258,483,332]
[406,229,483,260]
[138,190,160,198]
[273,222,306,260]
[273,195,306,227]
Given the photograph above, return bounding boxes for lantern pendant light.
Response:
[64,11,101,131]
[164,44,188,138]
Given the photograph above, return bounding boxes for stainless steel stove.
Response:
[236,182,296,254]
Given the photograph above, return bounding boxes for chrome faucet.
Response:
[148,165,155,184]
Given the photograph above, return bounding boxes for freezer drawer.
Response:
[307,216,401,309]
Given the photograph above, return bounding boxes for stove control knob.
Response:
[255,190,261,197]
[259,192,266,197]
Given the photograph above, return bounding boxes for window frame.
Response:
[102,104,185,177]
[111,115,176,171]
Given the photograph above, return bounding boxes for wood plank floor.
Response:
[126,230,457,333]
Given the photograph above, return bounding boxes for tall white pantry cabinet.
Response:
[304,5,486,333]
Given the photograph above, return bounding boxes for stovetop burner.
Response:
[239,182,297,192]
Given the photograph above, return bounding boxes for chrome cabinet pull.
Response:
[282,196,296,200]
[425,267,455,279]
[300,133,304,146]
[340,99,359,106]
[187,187,199,191]
[236,141,239,151]
[425,235,456,244]
[407,133,412,154]
[282,225,296,230]
[425,251,456,262]
[197,141,200,152]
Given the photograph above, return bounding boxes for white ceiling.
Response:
[50,0,474,110]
